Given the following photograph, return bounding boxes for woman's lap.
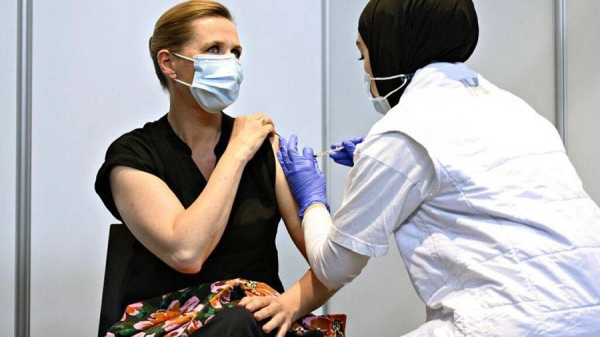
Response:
[190,306,275,337]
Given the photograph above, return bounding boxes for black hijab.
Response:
[359,0,479,107]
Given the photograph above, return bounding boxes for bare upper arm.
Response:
[270,134,307,260]
[109,165,186,265]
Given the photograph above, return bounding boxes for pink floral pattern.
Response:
[107,278,345,337]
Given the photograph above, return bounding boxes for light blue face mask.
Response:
[364,72,411,115]
[173,52,244,114]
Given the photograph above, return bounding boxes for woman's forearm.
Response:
[112,147,250,274]
[278,268,338,321]
[169,149,250,269]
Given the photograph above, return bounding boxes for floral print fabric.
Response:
[106,278,345,337]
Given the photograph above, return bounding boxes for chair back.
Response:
[98,224,136,337]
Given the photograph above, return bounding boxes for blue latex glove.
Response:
[329,136,365,167]
[277,134,330,218]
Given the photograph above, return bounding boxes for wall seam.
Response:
[321,0,330,315]
[16,0,33,336]
[555,0,567,149]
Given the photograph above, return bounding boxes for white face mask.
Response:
[173,52,244,114]
[364,72,411,115]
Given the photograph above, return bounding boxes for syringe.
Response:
[313,146,344,158]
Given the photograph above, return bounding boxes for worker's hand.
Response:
[329,136,364,167]
[277,134,329,218]
[238,295,295,337]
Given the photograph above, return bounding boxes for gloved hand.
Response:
[277,134,330,218]
[329,136,364,167]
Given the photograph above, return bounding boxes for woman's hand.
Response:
[238,295,296,337]
[228,113,275,162]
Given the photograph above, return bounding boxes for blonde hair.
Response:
[149,0,233,89]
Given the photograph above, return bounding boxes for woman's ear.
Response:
[157,49,177,80]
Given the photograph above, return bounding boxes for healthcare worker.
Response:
[277,0,600,335]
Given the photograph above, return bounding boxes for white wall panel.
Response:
[566,0,600,204]
[468,0,555,123]
[30,0,322,335]
[0,0,17,335]
[326,1,555,335]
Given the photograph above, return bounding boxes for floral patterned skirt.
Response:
[106,278,345,337]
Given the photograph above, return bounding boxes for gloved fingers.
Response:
[329,150,353,167]
[287,134,300,156]
[331,159,353,167]
[278,135,294,169]
[327,136,364,168]
[302,147,323,173]
[342,137,365,149]
[329,150,350,161]
[331,136,364,150]
[350,136,365,144]
[302,146,315,158]
[276,151,290,176]
[341,140,356,152]
[278,135,288,153]
[329,140,352,159]
[330,142,343,150]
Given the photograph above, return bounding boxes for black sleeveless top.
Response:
[95,113,284,306]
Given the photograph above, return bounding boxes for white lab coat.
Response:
[332,62,600,336]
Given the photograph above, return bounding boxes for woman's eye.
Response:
[358,55,364,61]
[232,49,242,58]
[207,46,219,54]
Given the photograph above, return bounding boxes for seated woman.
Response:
[94,1,340,336]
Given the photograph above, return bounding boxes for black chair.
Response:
[98,224,136,337]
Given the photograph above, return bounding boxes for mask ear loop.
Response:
[171,52,194,62]
[381,75,410,99]
[173,78,192,87]
[168,51,195,87]
[367,73,414,99]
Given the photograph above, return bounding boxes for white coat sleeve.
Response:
[301,132,435,288]
[329,132,436,257]
[302,206,369,290]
